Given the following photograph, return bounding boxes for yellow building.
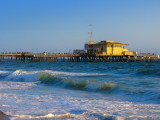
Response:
[85,40,137,56]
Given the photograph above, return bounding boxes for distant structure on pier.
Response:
[85,40,137,56]
[83,24,137,56]
[0,26,159,63]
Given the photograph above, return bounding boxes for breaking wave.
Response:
[37,71,118,91]
[0,71,11,77]
[5,70,37,82]
[0,70,104,81]
[0,70,118,92]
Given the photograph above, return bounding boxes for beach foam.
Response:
[11,113,75,119]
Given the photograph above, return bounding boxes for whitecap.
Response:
[6,70,38,82]
[41,70,105,76]
[0,71,11,77]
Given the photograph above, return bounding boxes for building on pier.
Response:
[85,40,137,56]
[73,49,85,55]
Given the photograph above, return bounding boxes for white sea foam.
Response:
[12,113,75,119]
[0,71,11,77]
[0,87,160,120]
[0,81,37,90]
[6,70,37,82]
[42,70,105,76]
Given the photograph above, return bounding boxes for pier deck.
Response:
[0,53,159,62]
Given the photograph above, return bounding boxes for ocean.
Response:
[0,61,160,120]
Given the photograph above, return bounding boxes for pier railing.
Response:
[0,53,159,62]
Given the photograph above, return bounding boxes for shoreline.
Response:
[0,111,10,120]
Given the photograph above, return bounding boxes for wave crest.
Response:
[6,70,37,82]
[37,72,64,84]
[37,72,118,91]
[0,70,118,92]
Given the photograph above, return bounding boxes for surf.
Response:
[37,71,118,92]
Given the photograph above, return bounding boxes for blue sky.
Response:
[0,0,160,54]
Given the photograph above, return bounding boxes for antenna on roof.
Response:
[88,24,93,43]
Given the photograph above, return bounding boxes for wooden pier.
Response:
[0,53,159,63]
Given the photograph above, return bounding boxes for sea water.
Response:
[0,61,160,120]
